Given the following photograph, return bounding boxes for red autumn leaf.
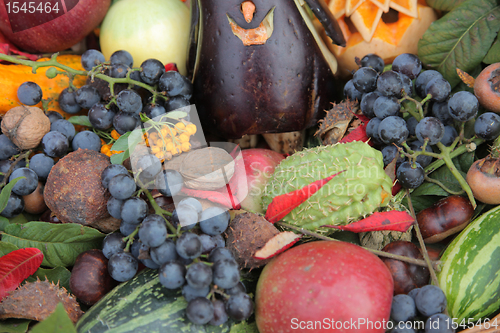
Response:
[179,149,244,210]
[340,111,373,145]
[384,154,402,196]
[164,63,178,72]
[265,170,345,223]
[229,144,240,159]
[0,248,44,301]
[181,186,241,209]
[0,31,38,61]
[354,112,370,124]
[392,180,402,196]
[322,211,414,233]
[254,231,302,260]
[340,124,372,145]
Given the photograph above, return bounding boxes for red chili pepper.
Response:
[322,211,414,233]
[264,170,345,223]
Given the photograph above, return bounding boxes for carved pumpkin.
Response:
[321,0,438,76]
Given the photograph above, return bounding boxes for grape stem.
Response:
[424,138,484,174]
[436,142,477,208]
[123,226,140,252]
[0,150,32,190]
[405,189,445,314]
[0,52,169,104]
[276,222,442,270]
[141,187,177,234]
[424,175,465,196]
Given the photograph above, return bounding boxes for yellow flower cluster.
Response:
[144,122,197,162]
[100,130,124,157]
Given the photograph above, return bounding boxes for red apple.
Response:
[255,241,394,333]
[240,148,285,213]
[0,0,111,53]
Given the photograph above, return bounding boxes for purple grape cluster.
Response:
[390,285,454,333]
[346,53,494,191]
[99,163,253,326]
[78,49,193,135]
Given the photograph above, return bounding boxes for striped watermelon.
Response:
[76,269,258,333]
[437,204,500,322]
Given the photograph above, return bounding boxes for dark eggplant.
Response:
[188,0,345,139]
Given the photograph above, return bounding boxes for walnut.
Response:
[1,106,50,150]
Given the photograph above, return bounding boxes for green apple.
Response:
[99,0,191,75]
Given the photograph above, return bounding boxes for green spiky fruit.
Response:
[262,141,393,230]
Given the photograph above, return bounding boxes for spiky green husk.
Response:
[438,204,500,322]
[262,141,393,230]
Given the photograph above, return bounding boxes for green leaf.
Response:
[412,163,466,197]
[0,319,30,333]
[30,303,77,333]
[454,151,475,173]
[2,222,105,267]
[425,0,467,11]
[0,177,25,214]
[418,0,500,88]
[402,195,441,214]
[68,116,92,127]
[110,131,132,151]
[483,33,500,64]
[0,216,10,231]
[165,110,188,119]
[0,241,19,256]
[25,267,72,291]
[8,213,29,224]
[110,149,130,165]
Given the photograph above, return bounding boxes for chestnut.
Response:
[417,195,474,243]
[22,181,47,214]
[69,249,116,306]
[381,241,430,295]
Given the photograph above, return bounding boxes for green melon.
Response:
[76,269,258,333]
[438,204,500,322]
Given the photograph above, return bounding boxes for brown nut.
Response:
[224,212,280,269]
[69,249,116,306]
[417,195,474,244]
[1,106,50,150]
[22,181,47,214]
[381,241,430,295]
[44,149,111,226]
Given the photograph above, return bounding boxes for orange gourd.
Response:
[0,55,87,117]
